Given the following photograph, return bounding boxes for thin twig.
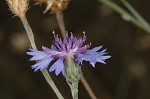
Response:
[42,69,64,99]
[99,0,150,33]
[121,0,150,31]
[81,76,97,99]
[20,15,37,50]
[56,12,66,38]
[19,14,64,99]
[56,11,97,99]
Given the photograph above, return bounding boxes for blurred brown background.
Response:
[0,0,150,99]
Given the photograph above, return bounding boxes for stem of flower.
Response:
[99,0,150,33]
[56,11,97,99]
[121,0,150,32]
[56,12,66,38]
[20,15,37,50]
[70,83,78,99]
[42,69,64,99]
[66,80,78,99]
[81,76,97,99]
[19,14,64,99]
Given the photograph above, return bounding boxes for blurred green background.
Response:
[0,0,150,99]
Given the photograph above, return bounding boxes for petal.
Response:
[96,58,106,64]
[29,53,50,61]
[44,48,62,56]
[26,50,45,56]
[78,43,91,53]
[100,49,107,53]
[98,56,111,60]
[51,44,58,50]
[90,62,96,67]
[28,48,37,51]
[89,46,103,52]
[77,48,111,66]
[27,49,51,61]
[42,46,51,51]
[32,57,54,72]
[49,58,65,75]
[96,55,111,64]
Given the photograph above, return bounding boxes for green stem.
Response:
[71,83,78,99]
[67,82,78,99]
[121,0,150,32]
[19,14,64,99]
[42,69,64,99]
[99,0,150,33]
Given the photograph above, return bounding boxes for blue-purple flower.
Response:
[27,32,111,75]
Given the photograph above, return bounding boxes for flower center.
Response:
[66,49,75,58]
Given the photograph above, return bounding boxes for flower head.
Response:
[27,32,111,75]
[6,0,29,16]
[34,0,69,13]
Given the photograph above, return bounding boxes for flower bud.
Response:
[64,58,82,83]
[6,0,29,16]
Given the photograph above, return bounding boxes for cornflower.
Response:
[27,32,111,75]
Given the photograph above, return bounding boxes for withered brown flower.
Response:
[35,0,69,13]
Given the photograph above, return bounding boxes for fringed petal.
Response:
[49,58,65,75]
[32,57,54,72]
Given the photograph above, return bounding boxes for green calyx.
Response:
[64,58,82,83]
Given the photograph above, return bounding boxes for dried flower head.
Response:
[34,0,48,5]
[35,0,69,13]
[27,32,111,75]
[6,0,29,16]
